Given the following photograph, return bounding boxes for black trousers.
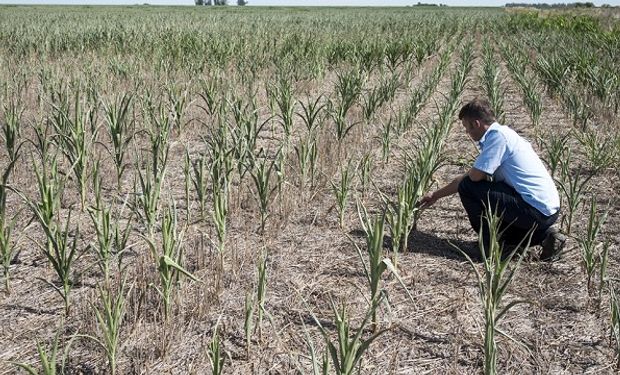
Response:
[458,176,559,249]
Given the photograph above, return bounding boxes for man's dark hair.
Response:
[458,98,496,125]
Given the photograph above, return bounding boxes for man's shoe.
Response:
[540,225,566,261]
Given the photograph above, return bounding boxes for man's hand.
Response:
[418,192,438,209]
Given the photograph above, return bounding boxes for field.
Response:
[0,5,619,374]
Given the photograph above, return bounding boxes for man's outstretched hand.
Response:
[418,192,438,209]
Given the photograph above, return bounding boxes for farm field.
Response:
[0,5,619,374]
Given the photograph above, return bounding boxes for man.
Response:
[419,98,565,260]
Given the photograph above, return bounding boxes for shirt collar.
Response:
[478,122,501,147]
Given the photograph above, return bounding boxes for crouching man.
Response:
[420,98,565,260]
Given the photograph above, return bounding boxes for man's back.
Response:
[474,122,560,217]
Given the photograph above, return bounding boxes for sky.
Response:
[0,0,618,6]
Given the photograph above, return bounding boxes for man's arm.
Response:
[419,168,488,208]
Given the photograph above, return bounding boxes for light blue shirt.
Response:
[473,122,560,216]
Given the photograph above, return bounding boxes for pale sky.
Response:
[0,0,618,6]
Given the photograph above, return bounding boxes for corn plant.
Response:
[90,279,131,375]
[540,132,570,178]
[536,53,571,97]
[328,69,365,145]
[480,40,506,124]
[2,97,24,164]
[574,130,617,174]
[557,157,591,236]
[22,157,77,312]
[0,157,20,293]
[134,160,164,239]
[384,184,415,269]
[145,104,172,184]
[270,77,296,142]
[102,93,134,190]
[88,192,114,282]
[309,298,387,375]
[167,82,190,131]
[143,204,199,320]
[516,73,544,130]
[250,154,276,234]
[577,196,608,295]
[565,92,593,131]
[297,95,325,134]
[0,208,19,294]
[208,323,225,375]
[198,77,221,116]
[455,204,533,375]
[598,241,610,305]
[190,151,209,220]
[12,328,77,375]
[351,202,413,328]
[256,250,268,339]
[361,86,383,123]
[331,162,354,229]
[379,118,393,163]
[229,98,269,181]
[89,166,132,282]
[37,211,81,315]
[294,134,317,196]
[302,319,330,375]
[244,292,254,357]
[357,153,373,198]
[611,284,620,369]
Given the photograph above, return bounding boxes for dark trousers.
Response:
[458,176,558,249]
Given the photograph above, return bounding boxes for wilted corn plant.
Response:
[244,292,254,357]
[357,153,373,198]
[540,132,570,178]
[521,77,543,130]
[331,161,354,229]
[0,199,19,293]
[208,322,226,375]
[557,155,591,236]
[2,97,24,165]
[577,196,608,295]
[455,205,533,375]
[89,162,132,282]
[50,87,96,210]
[250,153,277,234]
[380,118,393,163]
[37,210,80,315]
[294,133,318,198]
[167,82,190,132]
[102,92,134,190]
[228,97,269,182]
[328,68,365,147]
[480,39,506,124]
[143,203,199,320]
[270,77,296,144]
[611,284,620,369]
[309,298,387,375]
[0,155,20,292]
[17,157,80,313]
[297,95,325,134]
[256,250,268,339]
[301,319,330,375]
[190,151,209,220]
[350,201,414,329]
[243,248,269,353]
[574,129,617,174]
[89,279,131,375]
[12,327,77,375]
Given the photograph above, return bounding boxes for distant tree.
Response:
[237,0,248,5]
[195,0,204,4]
[213,0,227,4]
